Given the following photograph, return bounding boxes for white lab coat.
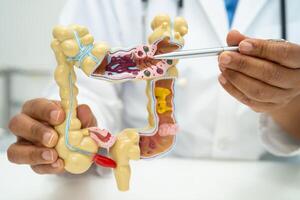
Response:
[50,0,300,160]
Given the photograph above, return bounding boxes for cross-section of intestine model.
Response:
[51,14,188,191]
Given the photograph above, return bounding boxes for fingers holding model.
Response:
[7,98,97,174]
[218,30,300,113]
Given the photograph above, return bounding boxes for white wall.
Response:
[0,0,67,69]
[0,0,67,128]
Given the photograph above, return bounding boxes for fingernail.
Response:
[220,54,231,64]
[231,29,240,34]
[43,132,54,146]
[50,110,61,122]
[239,41,253,52]
[219,65,226,72]
[51,160,60,168]
[219,75,227,84]
[42,150,53,161]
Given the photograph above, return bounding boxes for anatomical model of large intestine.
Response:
[51,14,188,191]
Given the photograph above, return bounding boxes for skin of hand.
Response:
[218,30,300,140]
[7,98,97,174]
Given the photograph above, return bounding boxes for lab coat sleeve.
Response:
[259,114,300,156]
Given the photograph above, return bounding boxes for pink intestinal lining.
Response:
[91,38,179,81]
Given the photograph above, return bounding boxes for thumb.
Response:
[77,104,97,128]
[226,30,248,46]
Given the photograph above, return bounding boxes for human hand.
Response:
[218,30,300,113]
[7,98,97,174]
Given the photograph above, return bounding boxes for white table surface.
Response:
[1,153,300,200]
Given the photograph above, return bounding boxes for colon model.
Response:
[91,36,180,159]
[139,78,178,158]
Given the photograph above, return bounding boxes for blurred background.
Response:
[0,0,67,150]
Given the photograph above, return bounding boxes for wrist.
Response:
[269,94,300,140]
